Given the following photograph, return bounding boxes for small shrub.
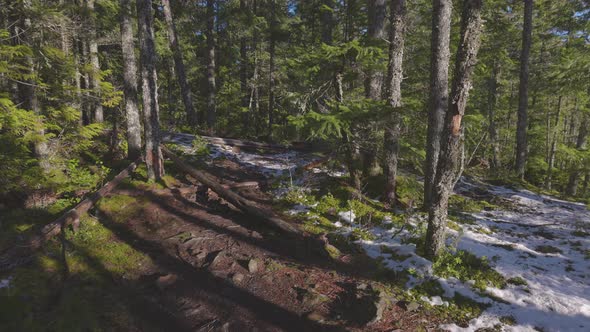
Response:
[507,276,528,286]
[535,245,562,254]
[433,249,506,291]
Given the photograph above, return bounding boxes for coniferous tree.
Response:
[162,0,197,126]
[515,0,533,178]
[426,0,483,259]
[383,0,406,207]
[137,0,164,180]
[424,0,452,209]
[120,0,142,160]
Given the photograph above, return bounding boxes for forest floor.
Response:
[1,133,589,331]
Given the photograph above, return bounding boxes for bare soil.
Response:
[51,157,446,331]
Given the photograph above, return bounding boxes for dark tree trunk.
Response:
[268,0,276,138]
[120,0,142,160]
[87,0,103,123]
[566,114,588,196]
[21,0,49,171]
[382,0,406,207]
[515,0,533,178]
[425,0,483,259]
[206,0,217,131]
[320,0,334,45]
[487,61,500,169]
[161,0,197,126]
[361,0,386,178]
[81,40,91,125]
[249,0,260,132]
[240,0,249,113]
[545,96,562,191]
[365,0,386,99]
[424,0,452,209]
[137,0,164,180]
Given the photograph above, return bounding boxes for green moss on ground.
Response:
[0,194,153,331]
[433,250,506,291]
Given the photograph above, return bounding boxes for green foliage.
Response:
[433,249,506,291]
[191,136,211,156]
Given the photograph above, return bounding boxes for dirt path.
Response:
[89,155,443,331]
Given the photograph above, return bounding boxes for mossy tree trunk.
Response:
[426,0,483,259]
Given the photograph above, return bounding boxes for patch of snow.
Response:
[421,295,449,306]
[171,134,590,331]
[340,177,590,331]
[338,210,356,224]
[0,277,12,289]
[445,179,590,331]
[287,204,310,215]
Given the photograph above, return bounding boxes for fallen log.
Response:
[0,159,140,271]
[163,132,312,152]
[161,145,302,236]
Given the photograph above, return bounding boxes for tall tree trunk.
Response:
[81,40,92,125]
[545,96,562,191]
[425,0,483,259]
[487,61,500,169]
[161,0,197,126]
[249,0,260,132]
[21,0,49,171]
[268,0,276,138]
[582,172,590,196]
[362,0,386,178]
[87,0,103,123]
[137,0,164,180]
[365,0,386,99]
[566,114,588,196]
[424,0,452,209]
[320,0,334,45]
[240,0,249,115]
[120,0,142,160]
[206,0,217,131]
[515,0,533,179]
[382,0,406,207]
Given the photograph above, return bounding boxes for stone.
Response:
[369,291,394,324]
[405,301,420,312]
[207,250,226,267]
[306,311,326,323]
[248,259,259,273]
[156,274,178,290]
[232,273,245,284]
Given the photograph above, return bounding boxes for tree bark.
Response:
[566,114,588,196]
[120,0,142,160]
[515,0,533,179]
[425,0,483,259]
[161,0,197,126]
[137,0,164,180]
[206,0,217,131]
[487,61,500,169]
[240,0,249,115]
[545,96,562,191]
[86,0,104,123]
[81,40,92,125]
[268,0,276,138]
[382,0,406,207]
[365,0,386,99]
[423,0,452,209]
[20,0,49,171]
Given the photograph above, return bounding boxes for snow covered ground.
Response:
[359,180,590,332]
[167,132,590,331]
[164,132,324,178]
